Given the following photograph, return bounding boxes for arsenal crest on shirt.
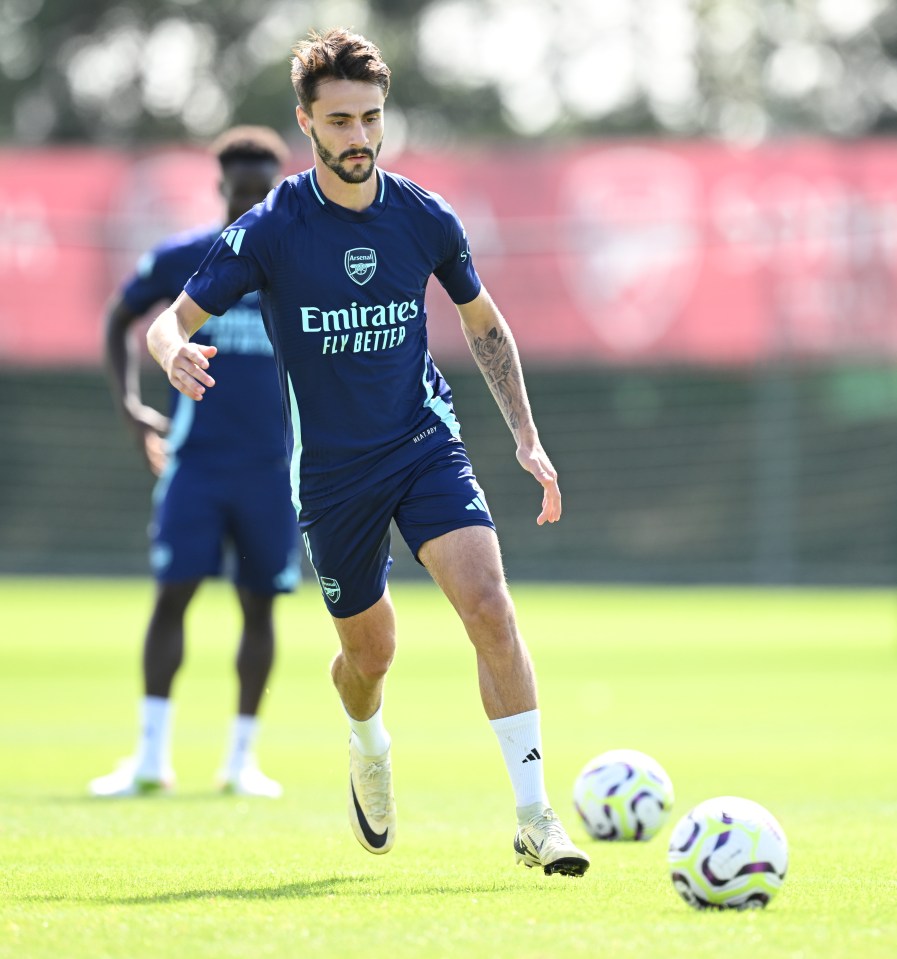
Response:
[345,248,377,285]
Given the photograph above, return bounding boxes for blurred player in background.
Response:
[90,127,300,799]
[145,29,589,876]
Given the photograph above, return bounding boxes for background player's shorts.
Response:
[299,442,495,618]
[150,458,300,594]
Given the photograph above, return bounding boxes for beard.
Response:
[310,127,381,184]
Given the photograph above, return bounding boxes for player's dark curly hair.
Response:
[290,28,391,112]
[210,126,290,170]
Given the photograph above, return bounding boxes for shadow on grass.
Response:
[20,874,521,904]
[1,792,286,804]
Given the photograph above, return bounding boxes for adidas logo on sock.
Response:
[522,747,541,763]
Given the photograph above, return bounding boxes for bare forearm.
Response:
[147,306,190,375]
[464,321,537,444]
[105,330,131,415]
[104,301,142,417]
[109,335,145,426]
[458,287,561,523]
[147,294,215,401]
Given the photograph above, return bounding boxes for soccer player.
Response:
[145,30,589,875]
[90,127,300,799]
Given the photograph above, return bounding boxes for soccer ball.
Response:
[573,748,674,841]
[668,796,788,910]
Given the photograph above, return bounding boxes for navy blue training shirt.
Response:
[185,169,482,512]
[122,225,286,466]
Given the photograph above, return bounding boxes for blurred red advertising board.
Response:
[2,141,895,367]
[0,147,221,366]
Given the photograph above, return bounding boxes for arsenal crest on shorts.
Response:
[320,577,341,603]
[345,248,377,285]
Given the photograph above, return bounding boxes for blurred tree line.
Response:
[3,0,897,147]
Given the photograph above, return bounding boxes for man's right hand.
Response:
[164,343,217,401]
[147,293,214,400]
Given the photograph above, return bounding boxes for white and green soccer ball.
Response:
[668,796,788,910]
[573,748,674,841]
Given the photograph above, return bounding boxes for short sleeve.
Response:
[185,218,268,317]
[432,206,482,305]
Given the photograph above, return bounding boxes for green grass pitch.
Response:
[1,579,895,959]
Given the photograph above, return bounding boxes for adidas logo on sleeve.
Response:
[222,228,246,254]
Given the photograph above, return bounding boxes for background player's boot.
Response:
[348,739,395,854]
[514,803,590,876]
[218,761,283,798]
[89,758,174,798]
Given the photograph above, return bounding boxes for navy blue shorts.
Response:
[150,458,300,595]
[299,443,495,618]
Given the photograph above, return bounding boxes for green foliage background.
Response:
[5,0,897,145]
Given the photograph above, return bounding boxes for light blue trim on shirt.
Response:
[421,354,461,438]
[151,392,194,510]
[166,391,196,456]
[309,169,326,206]
[287,374,303,515]
[309,167,384,208]
[151,454,178,511]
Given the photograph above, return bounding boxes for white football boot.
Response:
[514,803,591,876]
[218,762,283,798]
[347,739,396,854]
[89,758,174,798]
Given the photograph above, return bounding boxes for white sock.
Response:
[346,703,391,757]
[224,714,258,777]
[134,695,173,778]
[489,708,549,816]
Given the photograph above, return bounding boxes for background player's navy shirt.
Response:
[122,225,286,466]
[185,169,482,512]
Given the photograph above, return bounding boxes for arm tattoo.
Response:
[467,325,528,434]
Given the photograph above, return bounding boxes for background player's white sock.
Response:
[224,714,258,777]
[134,695,172,779]
[347,703,391,757]
[489,708,550,816]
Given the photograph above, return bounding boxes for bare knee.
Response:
[237,589,275,637]
[153,580,199,624]
[333,633,395,685]
[331,593,397,687]
[457,581,517,647]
